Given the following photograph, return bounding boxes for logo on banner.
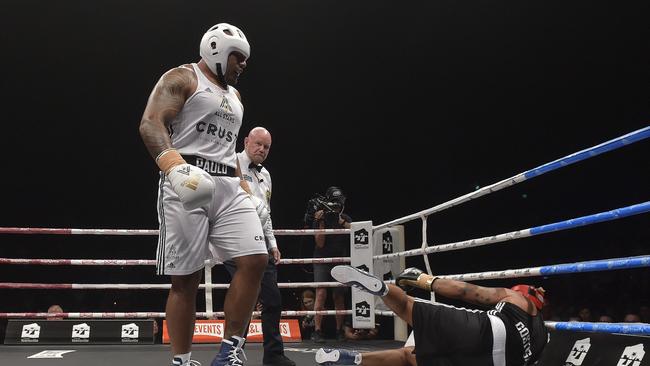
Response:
[28,350,76,359]
[194,322,223,337]
[382,231,393,254]
[279,321,292,337]
[617,344,645,366]
[72,323,90,342]
[565,338,591,365]
[248,322,263,337]
[21,323,41,342]
[354,229,369,248]
[121,323,140,343]
[355,301,371,319]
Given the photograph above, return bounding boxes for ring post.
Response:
[204,264,214,319]
[373,225,407,341]
[350,221,375,329]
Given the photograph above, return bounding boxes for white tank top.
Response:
[168,63,244,168]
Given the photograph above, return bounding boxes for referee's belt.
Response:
[181,155,237,177]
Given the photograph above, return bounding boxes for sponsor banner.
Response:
[372,226,404,281]
[539,329,648,366]
[4,319,154,345]
[162,319,302,344]
[350,221,375,329]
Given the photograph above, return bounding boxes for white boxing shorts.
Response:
[156,173,267,276]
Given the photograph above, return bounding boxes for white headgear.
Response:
[199,23,250,82]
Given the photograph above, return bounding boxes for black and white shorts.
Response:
[156,174,268,275]
[411,300,506,366]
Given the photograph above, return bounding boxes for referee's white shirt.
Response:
[237,151,277,249]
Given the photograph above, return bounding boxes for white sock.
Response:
[381,285,390,297]
[355,352,363,365]
[172,352,191,365]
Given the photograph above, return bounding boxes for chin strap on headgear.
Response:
[199,23,250,84]
[511,284,545,310]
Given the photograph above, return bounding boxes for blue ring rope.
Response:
[375,126,649,230]
[539,255,650,276]
[524,126,650,179]
[530,201,650,235]
[547,321,650,335]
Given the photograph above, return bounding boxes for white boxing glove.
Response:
[167,163,215,210]
[156,149,215,210]
[250,195,270,227]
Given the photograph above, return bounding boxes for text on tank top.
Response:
[489,301,548,365]
[167,63,244,168]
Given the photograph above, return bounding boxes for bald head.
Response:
[48,304,63,313]
[47,304,64,320]
[244,127,272,165]
[249,127,271,139]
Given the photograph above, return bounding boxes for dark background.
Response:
[0,0,648,338]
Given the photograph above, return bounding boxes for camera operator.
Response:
[304,186,351,342]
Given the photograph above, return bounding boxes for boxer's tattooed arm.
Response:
[139,67,196,159]
[431,278,507,306]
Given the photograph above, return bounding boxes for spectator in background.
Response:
[152,319,161,343]
[623,313,642,323]
[299,289,316,339]
[47,304,64,320]
[578,307,593,322]
[598,315,613,322]
[305,187,351,343]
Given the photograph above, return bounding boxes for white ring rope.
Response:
[0,281,347,290]
[0,257,350,266]
[0,310,395,319]
[6,255,647,290]
[0,227,349,236]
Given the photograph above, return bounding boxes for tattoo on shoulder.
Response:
[160,68,194,97]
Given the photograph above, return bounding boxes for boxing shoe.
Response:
[211,336,247,366]
[396,267,437,292]
[330,266,388,296]
[315,348,361,365]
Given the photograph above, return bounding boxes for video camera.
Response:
[303,186,346,227]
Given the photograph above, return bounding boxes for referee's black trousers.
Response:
[223,257,285,359]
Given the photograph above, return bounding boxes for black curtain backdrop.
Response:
[1,0,648,335]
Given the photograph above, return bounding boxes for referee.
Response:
[223,126,296,366]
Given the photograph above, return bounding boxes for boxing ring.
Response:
[1,126,649,365]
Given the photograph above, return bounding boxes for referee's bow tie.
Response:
[249,162,263,172]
